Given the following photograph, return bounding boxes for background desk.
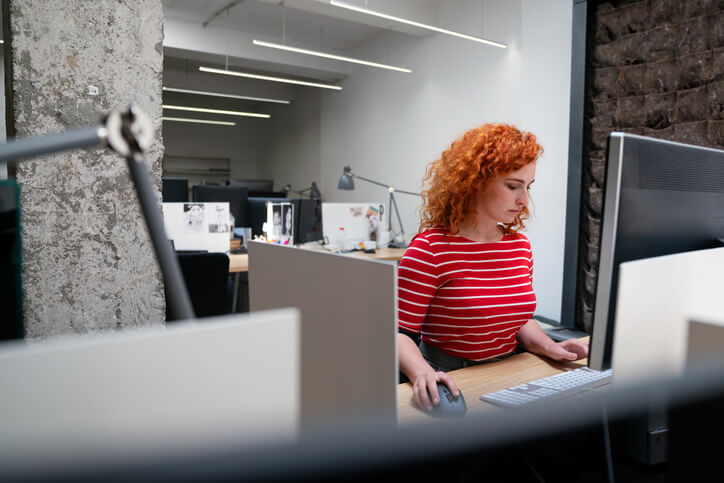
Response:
[397,340,591,425]
[229,253,249,273]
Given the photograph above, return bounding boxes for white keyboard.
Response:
[479,367,613,408]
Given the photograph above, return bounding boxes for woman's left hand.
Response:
[546,339,589,362]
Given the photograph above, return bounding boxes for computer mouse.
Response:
[429,383,467,417]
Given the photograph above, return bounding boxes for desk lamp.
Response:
[337,166,420,248]
[284,181,322,200]
[0,105,194,321]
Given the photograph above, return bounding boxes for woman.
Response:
[398,123,588,412]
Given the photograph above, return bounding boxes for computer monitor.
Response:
[192,185,249,228]
[228,178,274,192]
[248,242,398,432]
[248,197,275,238]
[0,181,23,341]
[292,199,323,245]
[248,190,287,198]
[588,132,724,371]
[161,177,188,203]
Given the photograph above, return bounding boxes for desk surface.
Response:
[228,246,406,273]
[397,340,591,425]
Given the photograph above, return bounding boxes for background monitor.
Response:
[588,132,724,371]
[161,177,188,203]
[192,185,249,228]
[247,197,276,238]
[0,181,23,341]
[228,178,274,192]
[292,199,323,245]
[248,190,287,198]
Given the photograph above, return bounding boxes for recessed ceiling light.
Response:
[199,66,343,91]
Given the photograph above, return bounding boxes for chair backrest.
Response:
[172,252,231,319]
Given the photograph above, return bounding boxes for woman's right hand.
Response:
[411,371,461,413]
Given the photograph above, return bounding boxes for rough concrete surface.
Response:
[9,0,165,338]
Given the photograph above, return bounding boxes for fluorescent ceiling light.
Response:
[199,66,342,91]
[162,104,270,118]
[162,117,236,126]
[252,39,411,73]
[330,0,506,49]
[162,87,290,104]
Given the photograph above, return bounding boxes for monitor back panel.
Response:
[248,242,398,430]
[0,309,300,477]
[612,246,724,386]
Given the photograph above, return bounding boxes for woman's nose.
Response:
[518,191,528,206]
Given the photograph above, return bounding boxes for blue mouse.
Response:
[429,383,467,416]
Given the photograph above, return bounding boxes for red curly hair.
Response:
[420,123,543,235]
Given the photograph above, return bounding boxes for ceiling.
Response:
[161,0,449,83]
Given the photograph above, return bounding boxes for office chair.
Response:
[167,252,232,320]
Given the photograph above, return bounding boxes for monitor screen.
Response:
[293,199,323,245]
[248,197,276,238]
[192,185,249,228]
[248,190,287,199]
[588,132,724,371]
[161,177,188,203]
[228,178,274,192]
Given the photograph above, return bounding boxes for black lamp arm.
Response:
[0,105,195,322]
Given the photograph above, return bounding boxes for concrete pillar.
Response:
[7,0,165,338]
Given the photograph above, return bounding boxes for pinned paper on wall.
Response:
[366,205,380,241]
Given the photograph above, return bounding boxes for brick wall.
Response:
[578,0,724,332]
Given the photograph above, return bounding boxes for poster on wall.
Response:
[162,202,231,252]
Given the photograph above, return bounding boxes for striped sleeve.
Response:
[397,234,438,334]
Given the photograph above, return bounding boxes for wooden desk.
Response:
[343,247,406,261]
[397,343,591,426]
[229,253,249,273]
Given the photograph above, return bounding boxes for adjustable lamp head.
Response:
[337,166,355,190]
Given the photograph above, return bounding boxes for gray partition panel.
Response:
[248,242,398,430]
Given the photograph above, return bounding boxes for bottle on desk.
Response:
[336,227,346,250]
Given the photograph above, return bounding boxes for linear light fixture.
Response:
[162,104,270,119]
[162,87,291,105]
[162,117,236,126]
[199,66,343,91]
[330,0,506,49]
[252,39,411,73]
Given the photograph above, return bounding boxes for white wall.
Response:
[519,0,573,321]
[302,0,571,320]
[258,88,322,194]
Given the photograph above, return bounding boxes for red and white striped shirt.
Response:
[398,227,536,361]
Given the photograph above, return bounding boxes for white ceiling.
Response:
[162,0,450,80]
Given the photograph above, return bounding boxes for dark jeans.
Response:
[419,340,507,372]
